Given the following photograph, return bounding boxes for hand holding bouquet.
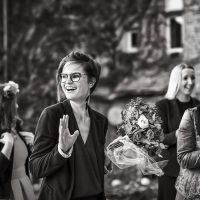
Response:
[106,97,168,176]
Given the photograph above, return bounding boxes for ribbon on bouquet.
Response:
[106,135,168,176]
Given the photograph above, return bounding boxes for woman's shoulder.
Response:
[41,101,66,118]
[37,102,66,126]
[43,102,62,112]
[156,98,172,108]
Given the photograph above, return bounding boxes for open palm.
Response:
[59,115,79,152]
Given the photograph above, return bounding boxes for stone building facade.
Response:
[183,0,200,96]
[183,0,200,61]
[92,0,200,127]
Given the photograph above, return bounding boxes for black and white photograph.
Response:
[1,0,200,199]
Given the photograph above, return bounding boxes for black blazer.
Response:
[29,100,108,200]
[156,98,199,177]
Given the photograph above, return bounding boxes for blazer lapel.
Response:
[88,107,104,182]
[61,100,76,196]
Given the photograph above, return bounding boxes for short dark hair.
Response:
[56,51,101,102]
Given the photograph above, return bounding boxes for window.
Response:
[166,16,183,54]
[118,30,139,53]
[165,0,183,12]
[165,0,183,55]
[170,18,182,48]
[131,32,138,47]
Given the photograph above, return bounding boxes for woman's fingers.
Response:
[62,115,69,130]
[59,119,63,134]
[0,132,8,141]
[0,135,5,143]
[60,115,69,133]
[59,116,70,138]
[63,115,71,137]
[64,115,69,130]
[24,135,34,144]
[59,115,79,145]
[62,115,66,130]
[0,133,10,143]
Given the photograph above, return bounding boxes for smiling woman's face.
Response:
[179,68,195,97]
[61,62,92,103]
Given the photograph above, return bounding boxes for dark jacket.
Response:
[156,98,199,177]
[0,123,31,199]
[177,106,200,169]
[29,100,108,200]
[0,145,13,199]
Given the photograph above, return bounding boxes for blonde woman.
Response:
[156,63,199,200]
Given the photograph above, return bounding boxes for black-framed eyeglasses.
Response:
[60,73,87,83]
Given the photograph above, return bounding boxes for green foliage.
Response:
[0,0,164,131]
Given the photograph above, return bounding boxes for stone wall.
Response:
[183,1,200,60]
[183,0,200,98]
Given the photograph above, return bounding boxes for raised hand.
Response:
[19,131,34,145]
[0,132,14,146]
[58,115,79,153]
[0,132,14,159]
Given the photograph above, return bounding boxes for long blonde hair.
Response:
[165,63,194,100]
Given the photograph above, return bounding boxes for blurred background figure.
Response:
[175,105,200,200]
[156,64,199,200]
[0,81,35,200]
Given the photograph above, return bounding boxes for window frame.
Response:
[166,13,184,55]
[119,29,139,53]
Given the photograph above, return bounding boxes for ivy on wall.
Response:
[0,0,169,131]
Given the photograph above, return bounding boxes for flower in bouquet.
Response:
[118,97,165,157]
[106,97,168,176]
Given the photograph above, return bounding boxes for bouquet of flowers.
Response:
[106,97,168,176]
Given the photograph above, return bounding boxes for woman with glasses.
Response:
[29,51,111,200]
[156,63,199,200]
